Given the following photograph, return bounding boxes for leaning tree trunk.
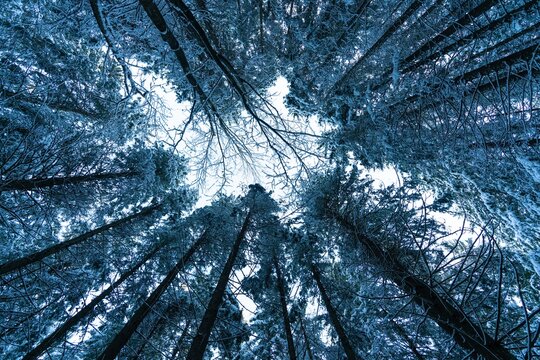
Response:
[98,231,208,360]
[22,244,163,360]
[171,319,192,360]
[273,255,297,360]
[0,170,138,192]
[0,204,161,276]
[299,317,315,360]
[311,264,359,360]
[185,212,252,360]
[331,212,516,360]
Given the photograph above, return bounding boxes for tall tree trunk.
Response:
[185,212,252,360]
[331,212,516,360]
[138,0,217,113]
[402,0,499,70]
[22,244,162,360]
[299,317,315,360]
[98,231,207,360]
[332,0,423,92]
[311,264,359,360]
[273,255,297,360]
[0,204,161,276]
[0,170,138,192]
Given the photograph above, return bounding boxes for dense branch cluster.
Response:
[1,0,539,359]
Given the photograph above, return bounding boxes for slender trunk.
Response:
[171,319,192,359]
[22,244,162,360]
[0,204,161,276]
[311,264,359,360]
[402,0,499,69]
[193,0,222,49]
[273,256,297,360]
[258,0,264,51]
[405,0,539,75]
[390,320,426,360]
[186,212,252,360]
[0,170,138,192]
[98,231,207,360]
[331,213,516,360]
[299,317,314,360]
[332,0,423,92]
[138,0,215,111]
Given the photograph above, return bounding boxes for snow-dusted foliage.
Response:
[1,0,539,359]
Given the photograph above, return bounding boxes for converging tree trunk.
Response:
[274,255,297,360]
[0,204,161,276]
[185,211,252,360]
[331,213,516,360]
[311,264,359,360]
[22,244,163,360]
[0,170,138,192]
[98,231,207,360]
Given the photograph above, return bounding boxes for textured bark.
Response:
[98,231,207,360]
[186,212,252,360]
[311,264,359,360]
[0,170,138,192]
[274,256,297,360]
[331,212,516,360]
[22,244,162,360]
[0,204,161,275]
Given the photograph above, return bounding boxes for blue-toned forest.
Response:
[1,1,539,359]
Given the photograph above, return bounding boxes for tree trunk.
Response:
[331,213,516,360]
[185,212,252,360]
[0,170,138,192]
[138,0,215,111]
[390,319,426,360]
[274,255,297,360]
[311,264,359,360]
[299,317,315,360]
[171,319,192,359]
[98,231,207,360]
[332,0,423,92]
[402,0,499,70]
[22,244,162,360]
[405,0,539,75]
[0,204,161,276]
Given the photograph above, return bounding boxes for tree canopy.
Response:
[1,0,539,359]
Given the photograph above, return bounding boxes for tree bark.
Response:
[274,255,297,360]
[98,231,207,360]
[185,211,252,360]
[331,212,516,360]
[0,204,161,276]
[311,264,359,360]
[22,244,162,360]
[0,170,138,192]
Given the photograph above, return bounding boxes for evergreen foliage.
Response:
[1,0,539,359]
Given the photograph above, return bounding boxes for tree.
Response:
[1,1,540,359]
